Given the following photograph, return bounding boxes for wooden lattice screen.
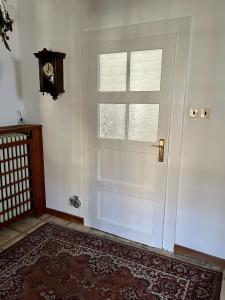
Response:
[0,125,46,228]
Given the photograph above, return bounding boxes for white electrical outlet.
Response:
[200,108,210,119]
[189,108,200,118]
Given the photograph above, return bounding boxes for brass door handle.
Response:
[152,139,165,162]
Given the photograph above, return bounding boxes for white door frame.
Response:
[82,17,191,252]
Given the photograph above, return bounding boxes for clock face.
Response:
[42,62,54,77]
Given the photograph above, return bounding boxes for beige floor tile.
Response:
[101,231,144,247]
[113,236,145,247]
[47,216,70,227]
[1,233,27,250]
[27,221,46,234]
[0,227,20,245]
[67,222,90,233]
[89,228,108,237]
[7,217,42,233]
[38,214,51,221]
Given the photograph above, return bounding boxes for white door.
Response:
[86,34,177,248]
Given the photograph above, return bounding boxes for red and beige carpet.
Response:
[0,223,222,299]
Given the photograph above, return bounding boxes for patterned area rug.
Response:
[0,223,222,299]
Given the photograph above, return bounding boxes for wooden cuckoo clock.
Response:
[34,48,66,100]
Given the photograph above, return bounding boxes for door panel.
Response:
[98,190,154,233]
[87,33,177,248]
[99,148,156,188]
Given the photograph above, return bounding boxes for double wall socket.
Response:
[189,108,210,119]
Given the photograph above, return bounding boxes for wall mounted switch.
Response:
[189,108,200,118]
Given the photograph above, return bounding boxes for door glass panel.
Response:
[130,49,163,91]
[128,104,159,142]
[99,104,126,139]
[99,52,127,92]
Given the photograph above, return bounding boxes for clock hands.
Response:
[43,63,53,77]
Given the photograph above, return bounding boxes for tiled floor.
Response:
[0,215,224,299]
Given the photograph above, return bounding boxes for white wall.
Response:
[16,0,225,259]
[17,0,86,217]
[84,0,225,259]
[0,0,23,126]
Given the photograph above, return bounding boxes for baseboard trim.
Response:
[174,244,225,269]
[45,208,84,225]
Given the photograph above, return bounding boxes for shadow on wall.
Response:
[18,0,42,123]
[12,58,23,99]
[0,46,24,125]
[0,56,20,93]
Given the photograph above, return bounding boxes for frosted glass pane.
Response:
[128,104,159,142]
[130,50,162,91]
[99,104,126,139]
[99,52,127,92]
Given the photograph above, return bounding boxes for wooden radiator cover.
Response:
[0,125,46,227]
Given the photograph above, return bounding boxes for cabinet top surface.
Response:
[0,124,42,134]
